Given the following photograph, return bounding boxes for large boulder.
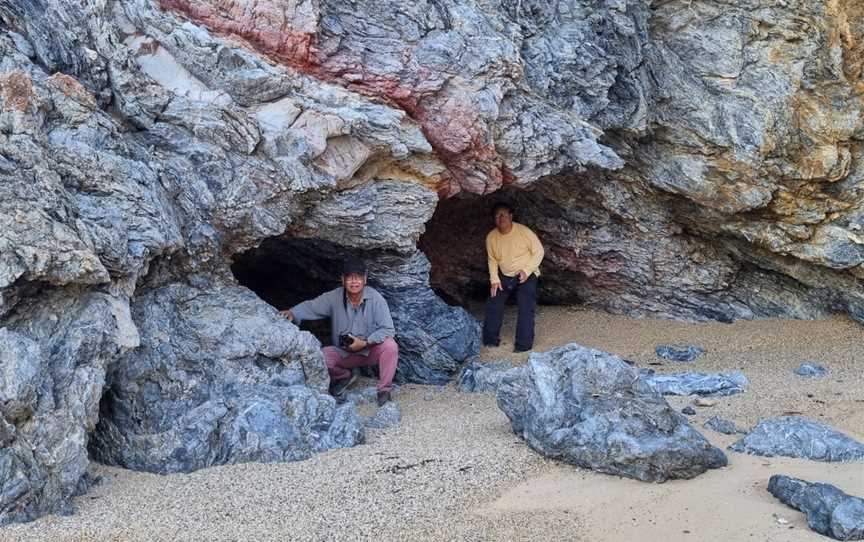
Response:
[497,343,728,482]
[768,475,864,541]
[90,280,363,474]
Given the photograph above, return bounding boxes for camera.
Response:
[339,333,355,348]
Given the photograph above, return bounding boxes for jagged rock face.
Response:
[497,343,728,482]
[0,0,862,524]
[0,290,138,524]
[90,281,363,474]
[421,1,864,323]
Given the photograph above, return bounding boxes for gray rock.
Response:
[90,281,364,474]
[364,402,402,430]
[704,416,745,435]
[497,343,727,482]
[681,406,696,416]
[340,386,380,406]
[655,345,704,363]
[374,253,481,385]
[457,360,518,393]
[730,416,864,462]
[0,291,138,525]
[641,370,749,397]
[795,363,829,378]
[768,475,864,541]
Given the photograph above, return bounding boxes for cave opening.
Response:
[231,237,368,345]
[417,188,590,311]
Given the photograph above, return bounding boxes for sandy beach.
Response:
[2,307,863,542]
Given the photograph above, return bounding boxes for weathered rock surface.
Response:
[641,370,749,397]
[768,475,864,541]
[419,1,864,325]
[497,343,728,482]
[730,416,864,462]
[371,253,482,385]
[91,281,363,474]
[0,291,138,525]
[457,360,518,393]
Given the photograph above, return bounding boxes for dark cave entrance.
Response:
[230,237,368,345]
[417,189,588,309]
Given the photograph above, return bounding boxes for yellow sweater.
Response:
[486,222,544,283]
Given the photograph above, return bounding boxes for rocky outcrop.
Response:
[420,1,864,323]
[768,475,864,541]
[1,0,863,524]
[90,281,363,474]
[497,343,728,482]
[730,416,864,462]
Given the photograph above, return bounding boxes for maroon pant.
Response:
[322,337,398,392]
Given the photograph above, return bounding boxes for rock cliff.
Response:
[0,0,862,524]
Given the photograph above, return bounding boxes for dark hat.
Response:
[341,257,367,276]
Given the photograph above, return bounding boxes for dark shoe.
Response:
[329,373,357,396]
[482,340,500,347]
[513,346,532,353]
[376,390,391,407]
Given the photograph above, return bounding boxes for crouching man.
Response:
[280,258,397,406]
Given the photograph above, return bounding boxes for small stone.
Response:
[694,397,716,407]
[703,416,743,435]
[682,406,696,415]
[364,402,402,429]
[655,345,705,363]
[794,363,828,378]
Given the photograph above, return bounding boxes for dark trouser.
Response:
[483,273,537,350]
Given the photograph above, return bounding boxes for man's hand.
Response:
[278,309,294,322]
[518,270,528,284]
[490,282,502,298]
[347,336,367,352]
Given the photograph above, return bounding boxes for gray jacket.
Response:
[291,286,396,356]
